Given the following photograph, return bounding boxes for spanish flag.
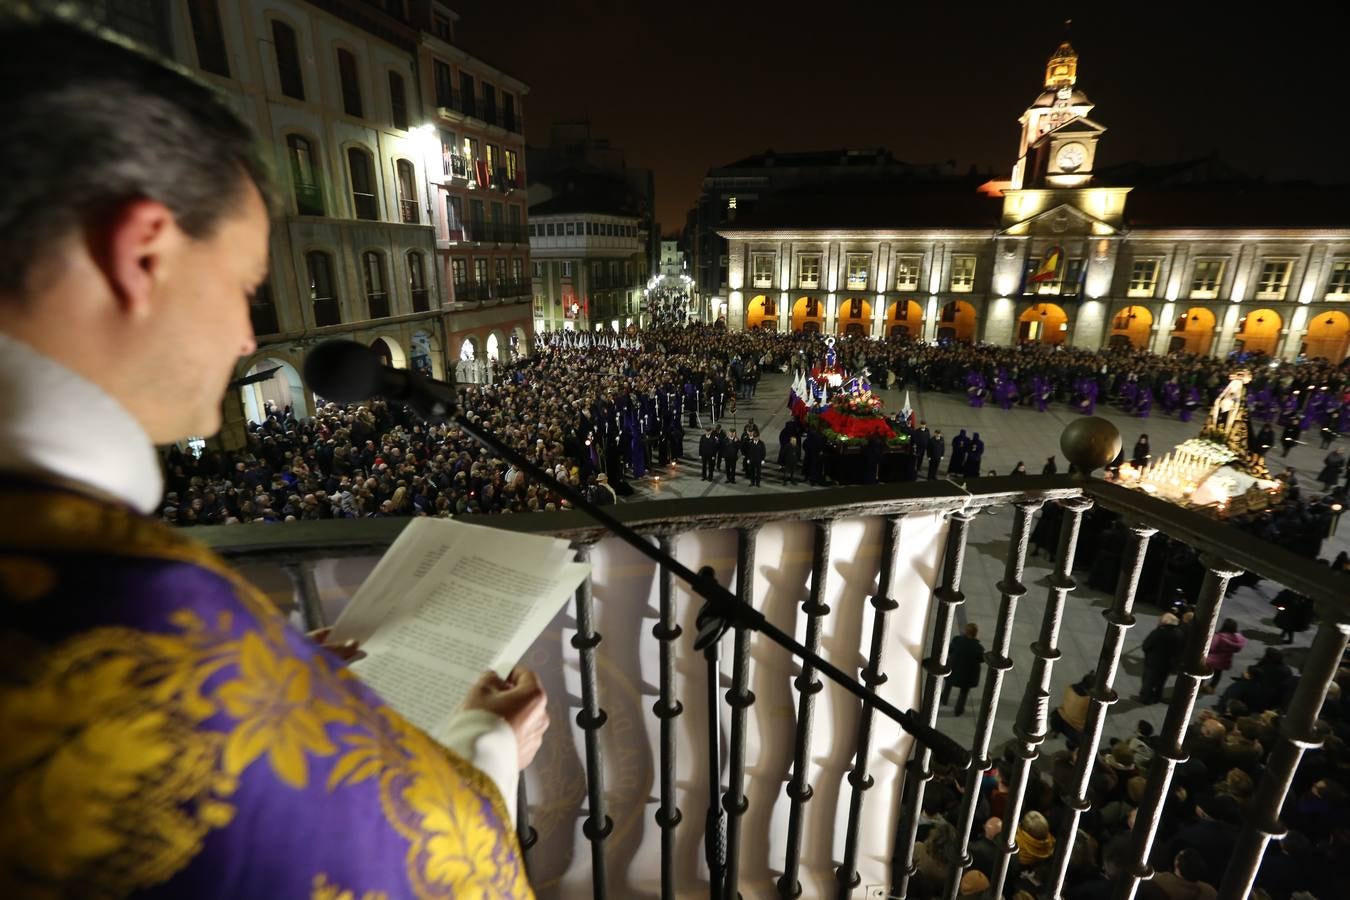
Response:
[1031,246,1063,283]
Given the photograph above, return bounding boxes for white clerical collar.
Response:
[0,332,164,513]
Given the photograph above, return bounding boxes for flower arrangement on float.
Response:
[830,390,885,417]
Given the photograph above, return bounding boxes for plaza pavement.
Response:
[625,371,1349,751]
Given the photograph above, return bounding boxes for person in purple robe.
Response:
[966,370,987,408]
[1180,386,1202,423]
[1076,377,1098,415]
[1136,386,1153,418]
[1033,375,1054,412]
[0,23,540,898]
[1119,378,1138,413]
[995,368,1017,410]
[625,411,647,477]
[1161,381,1181,416]
[1251,387,1275,423]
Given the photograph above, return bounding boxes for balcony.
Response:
[249,302,279,336]
[411,287,430,313]
[455,281,493,303]
[366,294,390,320]
[463,222,528,245]
[312,297,341,327]
[495,278,530,299]
[398,199,419,225]
[198,451,1348,900]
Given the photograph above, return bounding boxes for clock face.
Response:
[1057,142,1087,172]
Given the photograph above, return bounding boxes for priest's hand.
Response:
[465,668,550,770]
[307,627,366,664]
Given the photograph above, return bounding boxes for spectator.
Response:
[943,623,985,717]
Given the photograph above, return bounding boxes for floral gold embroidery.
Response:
[310,872,389,900]
[0,628,232,896]
[218,633,353,789]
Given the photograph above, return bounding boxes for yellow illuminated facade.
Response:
[717,42,1350,362]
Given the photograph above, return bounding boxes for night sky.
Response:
[448,2,1347,232]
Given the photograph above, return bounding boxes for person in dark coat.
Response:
[1280,422,1301,457]
[912,422,930,471]
[963,432,984,478]
[1318,448,1345,491]
[781,435,801,485]
[1251,423,1275,457]
[721,428,739,484]
[862,435,884,485]
[1042,455,1058,475]
[1273,590,1315,643]
[927,430,945,480]
[942,623,985,716]
[745,433,766,487]
[698,426,718,481]
[1140,613,1183,704]
[1132,434,1152,468]
[949,429,970,475]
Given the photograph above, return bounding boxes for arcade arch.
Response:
[241,357,308,422]
[1169,307,1216,356]
[886,299,925,339]
[746,294,778,330]
[938,300,978,343]
[1235,308,1281,357]
[837,297,871,337]
[1108,305,1153,349]
[791,296,825,333]
[1018,302,1068,345]
[1302,310,1350,361]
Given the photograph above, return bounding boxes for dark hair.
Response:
[0,11,273,295]
[1136,719,1154,737]
[1220,618,1239,633]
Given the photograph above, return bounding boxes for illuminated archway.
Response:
[791,296,824,333]
[1018,302,1068,345]
[1168,307,1216,355]
[458,336,479,361]
[937,300,977,343]
[370,336,407,369]
[746,294,778,330]
[1302,310,1350,361]
[886,299,925,339]
[242,357,308,424]
[486,331,502,362]
[1235,308,1282,357]
[1108,305,1153,349]
[512,326,530,359]
[837,297,872,336]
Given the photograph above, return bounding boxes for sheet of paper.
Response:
[329,518,587,740]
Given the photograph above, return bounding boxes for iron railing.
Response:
[198,473,1348,900]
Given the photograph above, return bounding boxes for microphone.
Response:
[303,340,459,420]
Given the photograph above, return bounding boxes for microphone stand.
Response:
[407,375,969,770]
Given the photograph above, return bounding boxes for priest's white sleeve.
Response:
[440,709,519,826]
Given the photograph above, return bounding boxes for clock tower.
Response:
[1011,40,1104,189]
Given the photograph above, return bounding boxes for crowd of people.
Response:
[158,326,1349,528]
[931,541,1350,900]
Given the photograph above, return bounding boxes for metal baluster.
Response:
[1115,557,1243,900]
[653,536,684,900]
[942,501,1041,900]
[778,521,833,899]
[992,496,1093,900]
[282,559,327,630]
[1218,613,1350,899]
[836,515,903,899]
[723,526,761,900]
[704,602,727,900]
[1045,523,1156,898]
[517,775,538,881]
[572,546,612,900]
[891,508,972,900]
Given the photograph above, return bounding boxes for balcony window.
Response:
[1128,259,1159,297]
[286,134,323,216]
[306,251,339,326]
[846,254,869,290]
[363,251,389,319]
[950,255,977,292]
[451,258,467,290]
[1189,259,1226,299]
[395,159,418,224]
[504,93,517,131]
[187,0,230,77]
[1255,260,1292,300]
[407,251,429,312]
[481,83,497,126]
[337,49,362,117]
[433,60,453,109]
[388,70,408,130]
[270,19,303,100]
[894,255,922,291]
[1327,259,1350,298]
[445,195,464,240]
[751,253,775,289]
[249,279,278,335]
[799,255,821,289]
[347,148,378,221]
[459,72,476,118]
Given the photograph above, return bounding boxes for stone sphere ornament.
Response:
[1060,416,1122,474]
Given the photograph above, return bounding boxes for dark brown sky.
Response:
[448,2,1346,232]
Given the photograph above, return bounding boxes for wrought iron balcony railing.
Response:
[197,472,1348,900]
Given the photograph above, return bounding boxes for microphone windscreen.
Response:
[303,340,383,403]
